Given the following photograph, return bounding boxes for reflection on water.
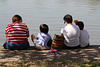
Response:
[88,0,100,13]
[0,0,100,46]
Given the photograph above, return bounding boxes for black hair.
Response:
[76,21,84,30]
[63,14,73,23]
[40,24,49,34]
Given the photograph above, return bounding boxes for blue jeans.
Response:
[6,41,30,50]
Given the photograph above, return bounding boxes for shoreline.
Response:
[0,45,100,66]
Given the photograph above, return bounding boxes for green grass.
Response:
[79,60,100,67]
[0,60,100,67]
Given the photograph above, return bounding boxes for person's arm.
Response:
[61,27,64,38]
[61,33,64,37]
[6,34,8,38]
[31,34,36,42]
[25,25,29,37]
[47,39,52,47]
[26,32,29,37]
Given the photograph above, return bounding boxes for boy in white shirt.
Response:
[61,14,80,48]
[76,21,90,48]
[31,24,52,50]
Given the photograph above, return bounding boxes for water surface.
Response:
[0,0,100,46]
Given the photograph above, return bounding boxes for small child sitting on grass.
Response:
[75,20,90,48]
[31,24,52,50]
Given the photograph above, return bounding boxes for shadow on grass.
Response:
[0,45,100,66]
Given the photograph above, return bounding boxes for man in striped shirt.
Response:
[4,15,30,50]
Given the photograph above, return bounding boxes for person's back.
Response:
[76,21,90,47]
[35,32,52,49]
[61,14,80,48]
[6,22,29,43]
[4,14,30,50]
[63,24,80,47]
[31,24,52,49]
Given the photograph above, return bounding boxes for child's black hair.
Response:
[40,24,49,34]
[76,21,84,30]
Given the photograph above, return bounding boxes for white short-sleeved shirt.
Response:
[61,24,80,47]
[79,29,90,47]
[35,32,52,49]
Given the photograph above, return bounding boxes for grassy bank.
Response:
[0,59,100,67]
[0,45,100,67]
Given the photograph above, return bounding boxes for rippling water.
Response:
[0,0,100,46]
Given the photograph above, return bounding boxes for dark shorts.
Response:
[63,43,80,49]
[6,41,30,50]
[63,43,89,49]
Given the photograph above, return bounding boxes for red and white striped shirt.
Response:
[5,22,29,43]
